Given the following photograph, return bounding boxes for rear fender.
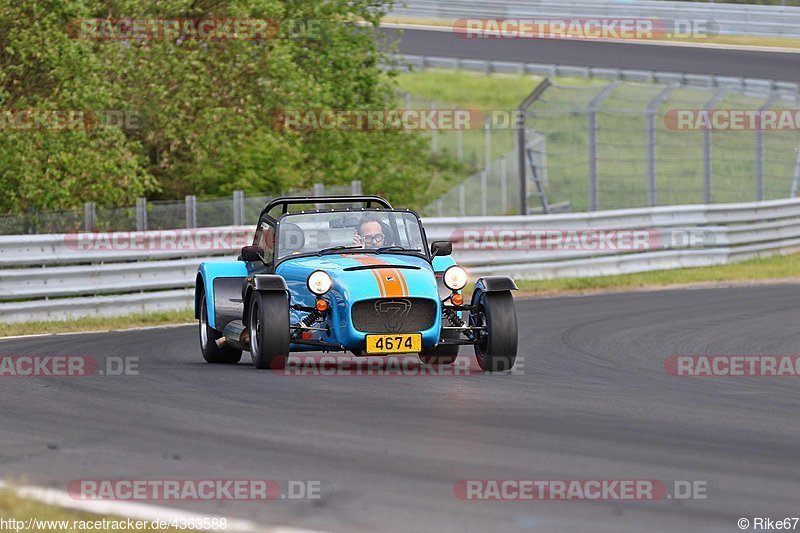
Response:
[196,261,248,331]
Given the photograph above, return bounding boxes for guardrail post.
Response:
[647,84,678,207]
[351,180,362,195]
[703,89,727,204]
[500,156,508,214]
[791,147,800,198]
[756,93,779,201]
[135,198,147,231]
[185,195,197,229]
[436,198,443,217]
[83,202,95,232]
[233,190,245,226]
[588,81,620,212]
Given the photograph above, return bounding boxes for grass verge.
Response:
[0,489,183,533]
[515,252,800,295]
[0,309,194,338]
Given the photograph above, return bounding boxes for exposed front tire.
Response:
[199,294,242,364]
[419,329,460,365]
[248,291,290,370]
[470,290,518,372]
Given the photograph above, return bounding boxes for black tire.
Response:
[419,328,460,365]
[199,294,242,364]
[470,290,518,372]
[248,291,290,370]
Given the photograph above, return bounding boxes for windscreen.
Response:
[276,210,426,259]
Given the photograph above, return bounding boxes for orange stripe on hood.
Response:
[351,255,408,298]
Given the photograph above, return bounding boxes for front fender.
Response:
[474,276,519,293]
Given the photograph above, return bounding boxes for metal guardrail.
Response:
[391,0,800,38]
[397,54,800,96]
[2,198,800,323]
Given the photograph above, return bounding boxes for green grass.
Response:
[515,252,800,295]
[0,489,184,533]
[0,309,194,338]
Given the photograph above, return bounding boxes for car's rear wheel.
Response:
[470,290,518,372]
[199,294,242,364]
[249,291,290,370]
[419,328,460,365]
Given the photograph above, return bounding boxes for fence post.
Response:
[83,202,95,232]
[351,180,362,196]
[756,93,779,201]
[436,198,443,217]
[185,195,197,228]
[458,183,466,216]
[135,198,147,231]
[500,156,508,214]
[646,84,677,207]
[430,101,438,154]
[313,183,325,210]
[517,78,553,215]
[480,170,488,216]
[484,119,491,174]
[703,89,727,204]
[233,190,245,226]
[456,127,463,161]
[587,81,620,212]
[791,147,800,198]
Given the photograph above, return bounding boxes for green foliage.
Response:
[0,0,445,214]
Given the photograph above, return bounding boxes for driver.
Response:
[353,216,387,248]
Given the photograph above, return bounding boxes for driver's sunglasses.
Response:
[362,233,385,245]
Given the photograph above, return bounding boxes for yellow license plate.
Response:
[366,333,422,354]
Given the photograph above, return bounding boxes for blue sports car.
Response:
[194,195,519,372]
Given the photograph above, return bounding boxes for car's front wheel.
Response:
[199,294,242,364]
[248,291,290,370]
[470,290,518,372]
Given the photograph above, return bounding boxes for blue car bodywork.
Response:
[194,195,518,371]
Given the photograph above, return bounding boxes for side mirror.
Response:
[241,245,265,263]
[430,241,453,257]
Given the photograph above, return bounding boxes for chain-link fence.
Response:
[424,78,800,215]
[0,183,362,235]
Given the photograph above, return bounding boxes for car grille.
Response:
[351,298,437,333]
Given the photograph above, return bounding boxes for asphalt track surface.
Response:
[383,27,800,82]
[2,285,800,532]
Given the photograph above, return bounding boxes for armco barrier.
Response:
[2,198,800,323]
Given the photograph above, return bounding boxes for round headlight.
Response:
[443,266,469,291]
[307,270,332,295]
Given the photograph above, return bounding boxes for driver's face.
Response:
[357,221,385,247]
